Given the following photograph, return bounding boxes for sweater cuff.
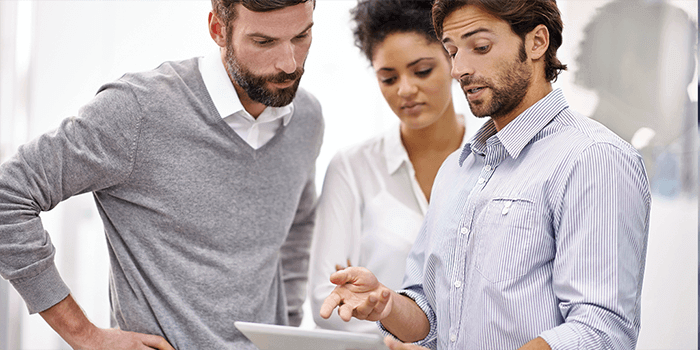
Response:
[10,263,70,314]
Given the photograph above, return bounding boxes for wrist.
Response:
[65,320,101,349]
[380,293,430,343]
[39,295,100,348]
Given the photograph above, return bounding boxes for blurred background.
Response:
[0,0,696,349]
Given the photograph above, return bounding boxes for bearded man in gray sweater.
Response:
[0,1,323,349]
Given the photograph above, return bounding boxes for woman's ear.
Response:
[208,11,227,48]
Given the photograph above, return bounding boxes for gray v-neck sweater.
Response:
[0,58,324,349]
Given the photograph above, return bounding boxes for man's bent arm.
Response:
[0,82,159,347]
[41,294,174,350]
[0,82,139,312]
[540,143,650,349]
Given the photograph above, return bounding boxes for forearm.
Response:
[40,294,99,349]
[40,294,175,350]
[380,293,430,343]
[519,337,551,350]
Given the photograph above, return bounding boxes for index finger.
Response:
[319,291,343,319]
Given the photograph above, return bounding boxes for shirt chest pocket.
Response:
[474,197,553,283]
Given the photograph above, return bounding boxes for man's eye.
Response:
[475,45,490,53]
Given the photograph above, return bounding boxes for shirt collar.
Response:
[384,124,411,175]
[385,115,471,175]
[199,49,294,126]
[459,88,569,166]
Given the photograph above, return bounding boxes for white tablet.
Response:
[234,321,390,350]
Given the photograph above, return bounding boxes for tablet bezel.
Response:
[234,321,390,350]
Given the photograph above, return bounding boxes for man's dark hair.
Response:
[432,0,567,82]
[351,0,439,63]
[211,0,314,37]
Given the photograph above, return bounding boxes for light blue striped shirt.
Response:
[392,89,651,350]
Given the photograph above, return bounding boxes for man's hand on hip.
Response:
[80,327,174,350]
[40,294,174,350]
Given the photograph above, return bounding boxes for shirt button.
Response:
[478,177,485,184]
[450,333,457,342]
[484,165,492,171]
[460,227,468,235]
[454,280,462,288]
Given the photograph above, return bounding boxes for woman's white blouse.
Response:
[308,123,467,333]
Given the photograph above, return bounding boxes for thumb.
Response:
[329,267,355,286]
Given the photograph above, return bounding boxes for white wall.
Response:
[0,1,697,349]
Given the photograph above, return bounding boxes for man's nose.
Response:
[451,50,475,81]
[275,42,298,74]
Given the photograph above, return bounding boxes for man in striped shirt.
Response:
[320,1,650,349]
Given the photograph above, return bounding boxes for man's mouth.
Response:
[467,87,486,94]
[269,79,296,88]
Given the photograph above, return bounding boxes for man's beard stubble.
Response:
[460,43,532,120]
[224,44,304,108]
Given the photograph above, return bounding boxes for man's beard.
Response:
[460,43,532,119]
[224,45,304,107]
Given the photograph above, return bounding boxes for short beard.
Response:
[224,44,304,107]
[461,42,531,119]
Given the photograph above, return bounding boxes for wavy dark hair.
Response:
[432,0,567,82]
[351,0,440,63]
[211,0,314,38]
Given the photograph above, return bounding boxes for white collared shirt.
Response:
[198,50,294,149]
[308,120,468,334]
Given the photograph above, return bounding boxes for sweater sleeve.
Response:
[0,80,142,313]
[280,164,317,326]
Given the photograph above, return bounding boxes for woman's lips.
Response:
[401,102,425,116]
